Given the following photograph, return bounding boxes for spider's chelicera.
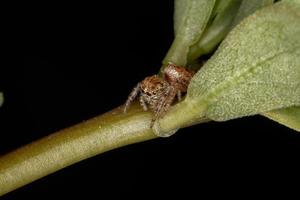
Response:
[124,63,194,125]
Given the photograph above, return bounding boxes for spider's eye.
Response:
[144,91,152,96]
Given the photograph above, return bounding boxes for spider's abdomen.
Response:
[163,63,194,92]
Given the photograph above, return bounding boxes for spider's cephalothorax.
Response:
[139,75,170,111]
[124,63,194,125]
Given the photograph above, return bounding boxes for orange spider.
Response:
[124,63,194,125]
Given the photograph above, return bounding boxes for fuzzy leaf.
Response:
[258,0,300,132]
[262,106,300,132]
[163,0,216,66]
[186,1,300,122]
[187,0,242,61]
[231,0,274,28]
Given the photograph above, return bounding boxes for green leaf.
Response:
[188,0,242,61]
[222,0,300,132]
[262,106,300,132]
[231,0,274,28]
[259,0,300,132]
[163,0,216,66]
[187,1,300,121]
[155,1,300,135]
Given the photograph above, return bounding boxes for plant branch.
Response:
[0,103,157,196]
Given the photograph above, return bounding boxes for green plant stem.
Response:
[154,99,208,136]
[0,103,158,196]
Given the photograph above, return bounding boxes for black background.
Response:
[1,1,300,199]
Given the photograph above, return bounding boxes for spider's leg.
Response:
[139,95,148,111]
[177,91,182,102]
[160,86,177,116]
[124,83,140,113]
[150,86,177,127]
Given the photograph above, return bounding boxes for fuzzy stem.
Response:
[0,103,157,196]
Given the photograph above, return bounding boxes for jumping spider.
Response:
[124,63,194,125]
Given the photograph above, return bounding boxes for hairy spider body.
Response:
[139,75,170,111]
[124,76,169,113]
[124,63,194,125]
[163,63,194,93]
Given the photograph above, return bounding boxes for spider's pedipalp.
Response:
[124,83,141,113]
